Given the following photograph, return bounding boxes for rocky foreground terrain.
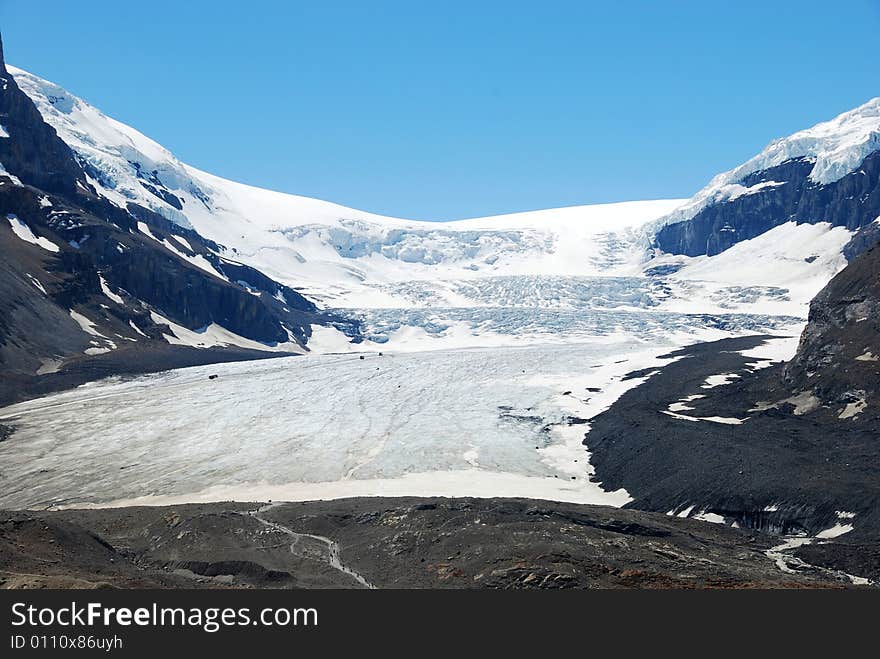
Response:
[0,498,863,589]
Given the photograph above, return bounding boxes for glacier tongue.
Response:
[0,341,683,509]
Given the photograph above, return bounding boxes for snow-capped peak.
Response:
[659,97,880,228]
[8,64,199,228]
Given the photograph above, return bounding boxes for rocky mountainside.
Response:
[781,240,880,422]
[0,35,358,404]
[574,106,880,549]
[585,241,880,579]
[587,136,880,525]
[653,98,880,260]
[0,36,87,196]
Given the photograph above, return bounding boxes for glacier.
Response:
[7,63,856,324]
[0,314,804,509]
[1,335,793,510]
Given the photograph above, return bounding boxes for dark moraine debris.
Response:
[585,329,880,581]
[0,498,852,589]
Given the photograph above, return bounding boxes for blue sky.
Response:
[3,1,879,220]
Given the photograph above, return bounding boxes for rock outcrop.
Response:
[655,153,880,259]
[0,33,90,196]
[783,240,880,422]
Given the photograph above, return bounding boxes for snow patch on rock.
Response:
[6,214,60,252]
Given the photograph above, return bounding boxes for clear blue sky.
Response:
[3,1,879,220]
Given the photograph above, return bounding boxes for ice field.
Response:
[0,342,653,509]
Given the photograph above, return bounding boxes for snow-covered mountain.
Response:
[10,64,878,346]
[0,39,362,401]
[5,41,880,525]
[9,64,683,303]
[652,98,880,259]
[660,98,880,226]
[4,48,880,365]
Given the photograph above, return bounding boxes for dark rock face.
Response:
[0,33,360,401]
[0,174,328,366]
[588,219,880,577]
[783,241,880,420]
[655,152,880,259]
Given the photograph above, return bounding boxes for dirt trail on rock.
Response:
[248,503,375,589]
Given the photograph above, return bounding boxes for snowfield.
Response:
[10,64,856,319]
[6,213,60,252]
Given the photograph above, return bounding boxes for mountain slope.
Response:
[652,98,880,259]
[5,46,879,364]
[9,62,687,305]
[0,37,87,196]
[11,63,874,326]
[782,239,880,423]
[0,36,360,405]
[584,243,880,571]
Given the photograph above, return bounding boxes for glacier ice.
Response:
[0,341,673,509]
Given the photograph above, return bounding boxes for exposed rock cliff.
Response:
[653,98,880,261]
[0,33,90,196]
[655,153,880,258]
[782,240,880,422]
